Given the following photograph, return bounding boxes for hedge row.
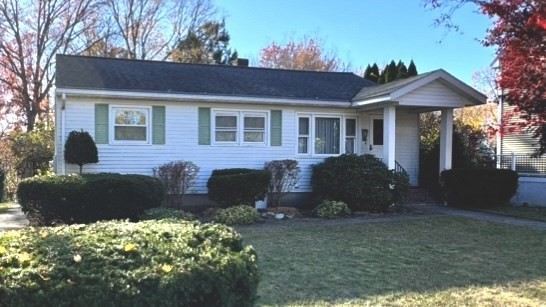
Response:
[207,168,271,208]
[17,173,164,225]
[0,219,258,306]
[441,168,518,208]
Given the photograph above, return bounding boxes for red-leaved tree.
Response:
[424,0,546,154]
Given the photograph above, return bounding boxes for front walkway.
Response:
[0,204,28,231]
[406,203,546,231]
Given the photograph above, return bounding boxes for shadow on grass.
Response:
[237,216,546,305]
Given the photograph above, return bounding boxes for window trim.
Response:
[345,117,357,154]
[211,109,269,146]
[296,113,358,157]
[109,105,152,145]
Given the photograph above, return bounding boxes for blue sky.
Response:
[215,0,494,84]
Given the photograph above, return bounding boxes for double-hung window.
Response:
[213,110,267,145]
[297,114,357,156]
[112,107,150,144]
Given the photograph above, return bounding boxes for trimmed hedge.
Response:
[0,220,258,306]
[312,154,410,212]
[17,173,165,226]
[440,168,518,208]
[207,168,271,207]
[214,205,261,226]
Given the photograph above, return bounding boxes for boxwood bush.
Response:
[311,154,410,212]
[314,200,351,219]
[17,173,165,226]
[139,208,195,221]
[440,168,518,208]
[214,205,261,226]
[207,168,271,207]
[0,220,258,306]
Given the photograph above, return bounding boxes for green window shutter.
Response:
[198,107,211,145]
[270,110,282,146]
[152,106,166,145]
[94,104,109,144]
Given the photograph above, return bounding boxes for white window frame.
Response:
[296,113,358,157]
[110,105,152,145]
[345,117,357,154]
[297,116,311,155]
[212,109,269,146]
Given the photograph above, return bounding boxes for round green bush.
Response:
[0,220,258,306]
[214,205,261,226]
[207,168,271,208]
[139,208,195,221]
[314,200,351,219]
[311,154,409,213]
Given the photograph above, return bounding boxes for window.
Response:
[112,107,150,143]
[215,113,238,143]
[297,114,356,156]
[373,119,384,145]
[315,117,340,154]
[213,110,267,145]
[298,117,310,154]
[345,118,356,154]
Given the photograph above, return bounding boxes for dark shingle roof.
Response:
[56,54,376,102]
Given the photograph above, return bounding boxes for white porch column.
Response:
[383,104,396,169]
[440,108,454,171]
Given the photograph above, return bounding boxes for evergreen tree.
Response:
[171,19,237,65]
[384,60,398,83]
[377,67,386,84]
[363,64,372,80]
[370,63,380,82]
[396,62,408,80]
[407,60,418,77]
[64,130,99,174]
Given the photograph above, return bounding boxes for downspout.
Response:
[61,93,66,175]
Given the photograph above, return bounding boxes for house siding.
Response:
[399,80,471,108]
[500,101,539,155]
[57,97,421,194]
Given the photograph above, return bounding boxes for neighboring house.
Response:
[492,58,546,206]
[54,55,486,205]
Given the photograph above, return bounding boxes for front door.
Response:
[369,116,383,159]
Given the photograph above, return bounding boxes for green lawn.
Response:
[476,206,546,223]
[238,216,546,306]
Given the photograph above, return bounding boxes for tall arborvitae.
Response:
[384,60,398,83]
[377,67,386,84]
[396,62,408,80]
[407,60,418,77]
[363,64,372,80]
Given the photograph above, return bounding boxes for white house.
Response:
[54,55,486,205]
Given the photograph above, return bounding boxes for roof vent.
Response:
[235,58,249,67]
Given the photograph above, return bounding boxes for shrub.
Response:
[0,220,258,306]
[214,205,261,225]
[153,161,200,200]
[264,159,300,207]
[64,130,99,174]
[311,154,410,213]
[207,168,271,207]
[140,208,195,221]
[314,200,351,219]
[440,169,518,208]
[17,173,165,226]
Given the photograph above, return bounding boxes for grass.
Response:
[475,206,546,222]
[0,203,10,214]
[238,216,546,306]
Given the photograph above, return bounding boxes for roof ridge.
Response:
[56,54,361,76]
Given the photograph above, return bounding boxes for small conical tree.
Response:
[363,64,372,80]
[370,63,380,83]
[64,130,99,174]
[384,61,398,83]
[407,60,418,77]
[397,62,408,80]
